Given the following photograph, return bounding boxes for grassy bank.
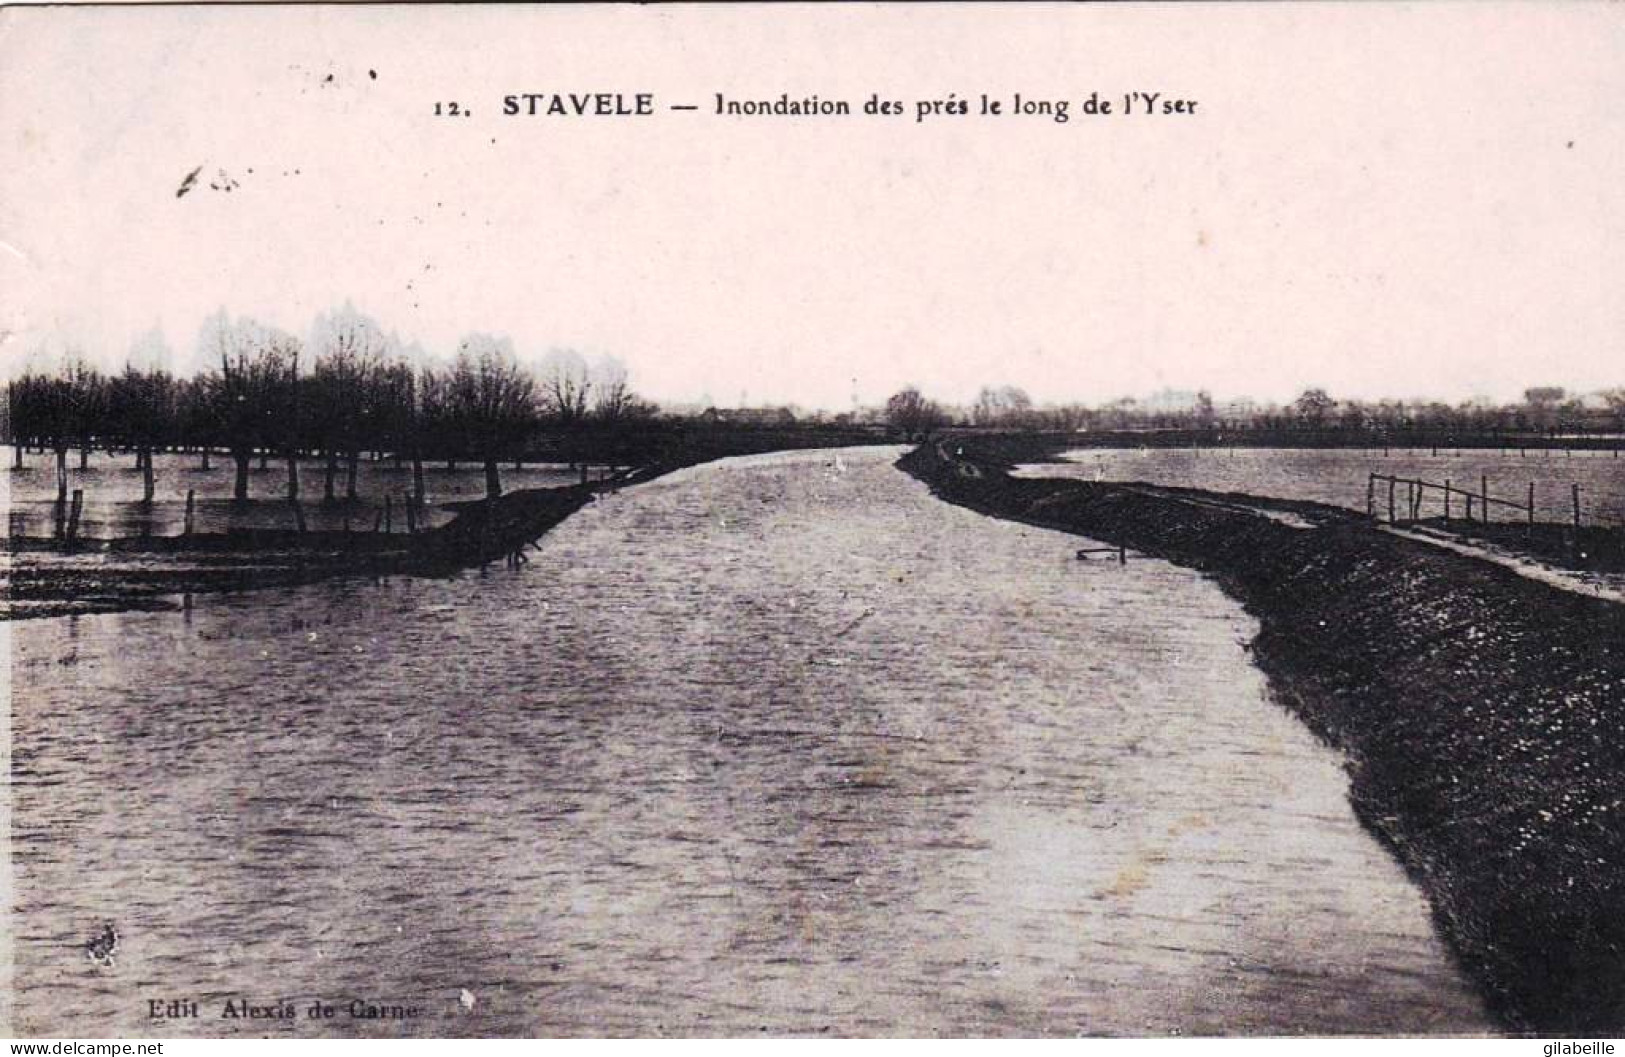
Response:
[900,439,1625,1035]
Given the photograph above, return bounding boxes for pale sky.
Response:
[2,4,1621,410]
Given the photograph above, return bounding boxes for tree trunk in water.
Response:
[346,451,360,501]
[324,450,337,503]
[286,450,300,501]
[200,447,212,470]
[55,447,68,501]
[78,445,89,470]
[233,452,251,502]
[13,444,22,469]
[141,447,155,503]
[484,459,502,499]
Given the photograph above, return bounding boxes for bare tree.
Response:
[9,355,101,498]
[1601,388,1625,432]
[972,385,1036,428]
[446,334,537,498]
[311,304,393,502]
[106,361,177,503]
[591,355,634,422]
[538,349,593,428]
[1293,387,1335,429]
[1523,387,1566,432]
[885,386,947,443]
[201,312,299,503]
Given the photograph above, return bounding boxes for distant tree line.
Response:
[4,306,656,502]
[879,382,1625,439]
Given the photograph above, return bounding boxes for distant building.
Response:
[701,406,796,426]
[1141,388,1202,416]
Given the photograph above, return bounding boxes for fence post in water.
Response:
[1367,474,1376,519]
[1388,477,1396,524]
[142,456,155,504]
[66,488,83,544]
[184,489,195,536]
[1444,480,1451,523]
[1573,484,1581,529]
[404,492,417,535]
[1481,475,1489,525]
[384,494,392,534]
[290,498,307,534]
[1528,482,1536,527]
[1118,544,1126,565]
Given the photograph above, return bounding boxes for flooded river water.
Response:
[6,447,1490,1036]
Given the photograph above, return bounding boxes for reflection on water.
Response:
[9,448,1490,1036]
[4,450,583,539]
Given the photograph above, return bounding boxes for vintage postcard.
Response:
[1,2,1621,1042]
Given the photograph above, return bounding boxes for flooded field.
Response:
[1019,447,1625,527]
[3,448,582,538]
[7,447,1490,1036]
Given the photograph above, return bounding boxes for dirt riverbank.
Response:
[899,440,1625,1035]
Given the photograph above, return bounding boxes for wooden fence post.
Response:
[66,488,83,544]
[1528,482,1535,528]
[1444,480,1451,523]
[1388,477,1396,524]
[384,494,392,534]
[1367,474,1376,519]
[1481,475,1489,524]
[184,489,195,536]
[290,498,307,534]
[1573,484,1581,530]
[405,492,417,535]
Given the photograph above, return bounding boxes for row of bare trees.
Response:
[5,306,654,501]
[880,383,1625,437]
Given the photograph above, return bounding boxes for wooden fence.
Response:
[1367,472,1598,530]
